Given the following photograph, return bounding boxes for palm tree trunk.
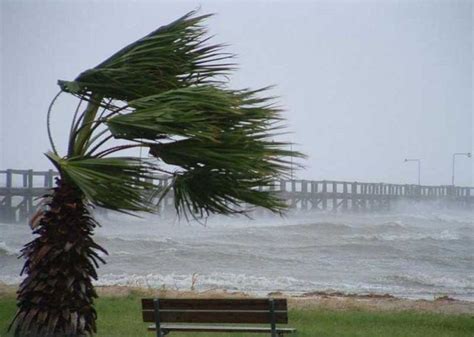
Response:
[10,177,107,337]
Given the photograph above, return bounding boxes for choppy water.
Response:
[1,205,473,300]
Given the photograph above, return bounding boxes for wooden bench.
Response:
[141,298,297,337]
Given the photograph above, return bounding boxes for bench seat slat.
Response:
[147,324,297,333]
[142,309,288,324]
[141,298,287,311]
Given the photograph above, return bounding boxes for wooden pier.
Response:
[1,169,473,223]
[275,180,473,212]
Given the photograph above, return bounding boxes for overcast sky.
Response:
[1,0,472,186]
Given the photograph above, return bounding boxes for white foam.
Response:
[94,272,319,292]
[0,241,19,256]
[349,230,464,242]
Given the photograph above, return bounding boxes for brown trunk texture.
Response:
[10,178,107,337]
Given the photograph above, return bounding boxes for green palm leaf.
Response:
[106,86,280,141]
[47,153,159,212]
[172,167,286,217]
[58,11,233,101]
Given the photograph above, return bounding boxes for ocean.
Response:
[1,204,473,301]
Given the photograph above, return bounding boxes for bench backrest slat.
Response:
[141,298,287,311]
[142,310,288,324]
[141,298,288,324]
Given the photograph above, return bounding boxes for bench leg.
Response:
[270,299,277,337]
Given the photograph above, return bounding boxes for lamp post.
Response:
[451,152,471,186]
[404,158,421,185]
[290,143,294,180]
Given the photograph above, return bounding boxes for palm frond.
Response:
[165,136,303,215]
[106,86,281,142]
[172,167,287,217]
[58,11,234,101]
[151,136,295,173]
[46,153,159,212]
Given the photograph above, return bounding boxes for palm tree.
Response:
[10,11,302,337]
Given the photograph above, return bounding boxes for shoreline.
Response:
[1,283,472,315]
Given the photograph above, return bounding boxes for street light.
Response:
[290,143,294,180]
[452,152,471,186]
[404,158,421,185]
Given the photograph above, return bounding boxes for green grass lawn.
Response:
[1,294,473,337]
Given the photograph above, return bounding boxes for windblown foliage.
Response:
[52,10,302,216]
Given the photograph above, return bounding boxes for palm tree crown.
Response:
[51,11,301,216]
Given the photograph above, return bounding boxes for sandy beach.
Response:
[2,283,472,315]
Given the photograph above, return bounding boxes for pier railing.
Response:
[1,169,473,223]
